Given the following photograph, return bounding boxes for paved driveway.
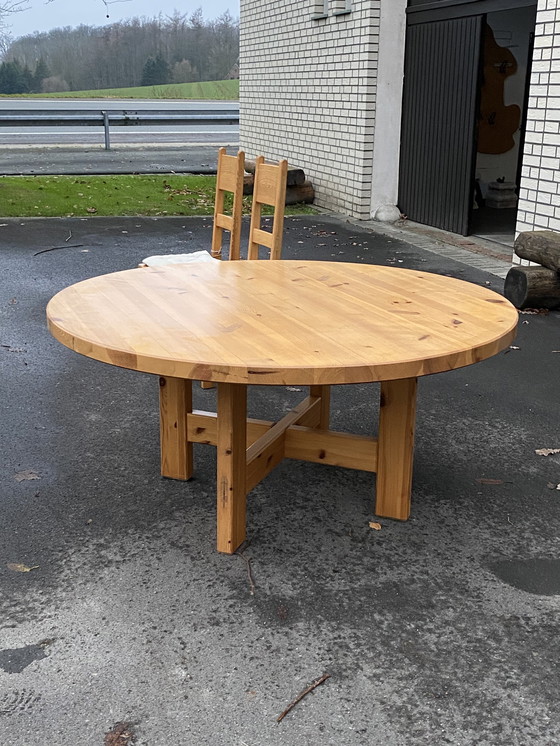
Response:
[1,215,559,745]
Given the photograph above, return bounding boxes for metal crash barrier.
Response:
[0,108,240,149]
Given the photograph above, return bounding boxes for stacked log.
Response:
[243,159,315,205]
[504,231,560,309]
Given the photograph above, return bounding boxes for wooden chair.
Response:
[211,147,245,260]
[248,155,288,260]
[140,147,245,266]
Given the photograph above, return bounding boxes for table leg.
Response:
[376,377,417,520]
[217,383,248,554]
[309,385,331,429]
[159,376,193,480]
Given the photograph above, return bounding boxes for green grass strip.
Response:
[6,79,239,100]
[0,174,315,218]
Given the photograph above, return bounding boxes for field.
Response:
[0,174,315,218]
[11,79,239,100]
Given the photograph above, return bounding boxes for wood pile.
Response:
[243,159,315,205]
[504,231,560,309]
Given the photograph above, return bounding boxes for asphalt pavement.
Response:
[0,144,236,175]
[1,213,560,745]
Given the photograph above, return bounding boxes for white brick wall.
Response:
[239,0,380,218]
[515,0,560,262]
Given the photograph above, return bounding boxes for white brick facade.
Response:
[239,0,381,218]
[515,0,560,261]
[241,0,552,250]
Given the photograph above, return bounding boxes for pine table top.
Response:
[47,260,518,385]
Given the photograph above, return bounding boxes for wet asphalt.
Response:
[1,213,560,745]
[0,145,234,176]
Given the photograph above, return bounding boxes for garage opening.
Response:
[399,0,537,244]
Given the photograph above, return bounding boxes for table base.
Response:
[159,377,417,553]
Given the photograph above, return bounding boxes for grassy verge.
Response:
[6,79,239,100]
[0,174,315,218]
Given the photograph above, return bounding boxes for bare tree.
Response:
[0,1,28,53]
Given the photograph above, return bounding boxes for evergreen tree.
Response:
[141,56,157,86]
[0,60,28,94]
[21,64,33,92]
[141,52,170,86]
[32,58,51,93]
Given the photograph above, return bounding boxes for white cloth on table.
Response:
[140,251,217,267]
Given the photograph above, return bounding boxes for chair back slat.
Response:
[214,214,234,230]
[218,160,242,193]
[250,228,274,250]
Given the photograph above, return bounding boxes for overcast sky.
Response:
[7,0,239,39]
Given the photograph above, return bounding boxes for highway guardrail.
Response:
[0,108,240,149]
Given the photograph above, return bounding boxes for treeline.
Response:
[1,9,238,93]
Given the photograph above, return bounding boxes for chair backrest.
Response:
[211,147,246,260]
[247,156,288,260]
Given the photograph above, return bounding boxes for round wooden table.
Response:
[47,260,518,553]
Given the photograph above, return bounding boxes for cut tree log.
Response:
[285,181,315,205]
[514,231,560,271]
[243,173,254,195]
[245,159,305,186]
[243,174,314,204]
[504,265,560,309]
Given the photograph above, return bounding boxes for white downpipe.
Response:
[370,0,407,222]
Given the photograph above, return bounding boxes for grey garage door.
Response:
[398,15,483,235]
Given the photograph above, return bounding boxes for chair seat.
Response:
[140,251,217,267]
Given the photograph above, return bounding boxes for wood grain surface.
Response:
[47,261,518,385]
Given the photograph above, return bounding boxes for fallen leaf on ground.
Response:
[535,449,560,456]
[476,478,503,485]
[86,207,97,213]
[14,470,40,482]
[369,521,382,530]
[104,722,135,746]
[7,563,39,572]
